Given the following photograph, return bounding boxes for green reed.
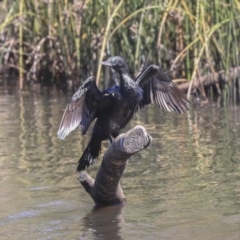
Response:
[0,0,239,98]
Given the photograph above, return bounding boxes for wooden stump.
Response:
[78,125,152,206]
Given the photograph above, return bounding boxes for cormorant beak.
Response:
[99,60,112,67]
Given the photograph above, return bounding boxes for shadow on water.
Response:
[81,205,125,240]
[0,83,240,239]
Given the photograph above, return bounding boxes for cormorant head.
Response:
[100,56,129,73]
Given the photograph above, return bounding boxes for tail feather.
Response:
[77,138,101,171]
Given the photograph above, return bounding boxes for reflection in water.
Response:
[81,205,124,240]
[0,85,240,239]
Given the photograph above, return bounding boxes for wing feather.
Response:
[136,65,190,113]
[57,76,101,139]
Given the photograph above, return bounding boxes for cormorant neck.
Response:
[118,70,135,90]
[119,67,129,75]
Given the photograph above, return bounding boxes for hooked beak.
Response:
[99,60,112,67]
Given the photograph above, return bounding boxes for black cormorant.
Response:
[58,56,190,171]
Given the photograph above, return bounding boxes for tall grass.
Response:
[0,0,239,99]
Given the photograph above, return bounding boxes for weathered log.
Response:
[178,66,240,92]
[78,125,152,206]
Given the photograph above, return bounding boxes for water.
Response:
[0,85,240,240]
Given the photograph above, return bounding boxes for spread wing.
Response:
[57,76,102,139]
[136,65,190,113]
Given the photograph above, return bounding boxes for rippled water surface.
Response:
[0,85,240,240]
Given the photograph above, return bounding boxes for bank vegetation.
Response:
[0,0,240,101]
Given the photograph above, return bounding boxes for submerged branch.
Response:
[179,66,240,93]
[78,125,152,206]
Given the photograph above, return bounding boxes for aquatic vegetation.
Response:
[0,0,239,100]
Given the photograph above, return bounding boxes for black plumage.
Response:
[58,56,190,171]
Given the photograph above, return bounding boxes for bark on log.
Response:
[178,66,240,92]
[78,125,152,206]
